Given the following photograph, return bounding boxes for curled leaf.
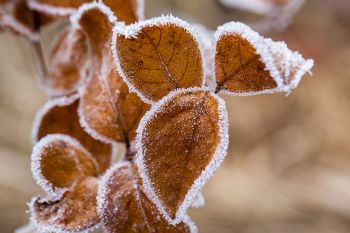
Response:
[74,2,149,143]
[31,134,98,198]
[98,162,197,233]
[44,27,88,97]
[30,177,100,233]
[136,88,229,224]
[112,15,205,103]
[32,94,113,173]
[214,22,313,95]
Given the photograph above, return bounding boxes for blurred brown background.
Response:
[1,0,350,232]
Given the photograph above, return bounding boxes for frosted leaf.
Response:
[135,87,229,224]
[31,134,98,199]
[30,177,100,233]
[190,192,205,209]
[27,0,90,17]
[219,0,290,15]
[73,2,149,143]
[214,22,313,96]
[31,94,113,173]
[43,26,88,97]
[98,161,197,233]
[112,14,207,104]
[0,7,40,41]
[29,0,144,24]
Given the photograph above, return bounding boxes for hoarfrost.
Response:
[31,134,98,200]
[214,21,313,96]
[135,87,229,224]
[111,14,207,104]
[30,94,80,145]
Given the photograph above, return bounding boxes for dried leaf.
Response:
[103,0,143,24]
[28,0,143,23]
[30,177,100,233]
[215,22,313,95]
[32,94,113,173]
[136,88,229,223]
[74,2,149,143]
[113,15,205,103]
[31,134,98,198]
[44,27,88,97]
[98,162,197,233]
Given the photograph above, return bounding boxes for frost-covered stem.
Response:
[31,40,47,81]
[252,0,306,33]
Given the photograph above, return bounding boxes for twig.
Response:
[252,0,306,34]
[31,40,47,82]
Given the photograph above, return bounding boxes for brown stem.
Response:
[31,41,47,82]
[31,10,47,82]
[123,141,136,161]
[252,0,306,33]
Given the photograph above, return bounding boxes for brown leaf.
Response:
[44,27,88,97]
[113,15,204,103]
[32,95,113,173]
[98,162,196,233]
[215,33,277,93]
[103,0,142,24]
[30,177,99,233]
[136,88,228,223]
[76,3,149,143]
[215,22,313,95]
[31,134,98,197]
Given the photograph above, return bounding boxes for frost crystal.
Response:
[70,1,117,30]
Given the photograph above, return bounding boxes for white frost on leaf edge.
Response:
[27,0,76,17]
[214,21,314,96]
[77,83,118,145]
[135,87,229,224]
[31,134,99,200]
[190,192,205,209]
[30,94,80,145]
[28,196,101,233]
[70,1,118,145]
[111,14,208,105]
[70,1,117,30]
[97,161,198,233]
[42,26,90,98]
[0,9,40,42]
[96,161,130,216]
